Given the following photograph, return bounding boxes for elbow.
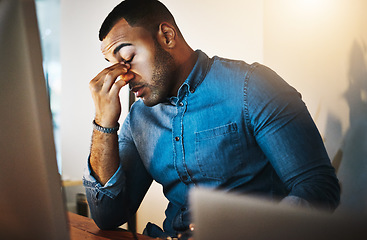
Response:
[93,217,126,230]
[90,208,128,230]
[324,178,341,211]
[286,166,341,211]
[86,195,129,230]
[309,179,341,212]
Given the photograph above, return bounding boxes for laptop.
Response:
[190,187,367,240]
[0,0,69,239]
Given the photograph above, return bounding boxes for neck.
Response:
[170,48,198,96]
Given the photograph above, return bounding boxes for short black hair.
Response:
[99,0,178,41]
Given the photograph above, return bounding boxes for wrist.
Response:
[93,120,120,134]
[94,115,119,128]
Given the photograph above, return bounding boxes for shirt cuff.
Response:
[83,159,124,199]
[280,195,313,209]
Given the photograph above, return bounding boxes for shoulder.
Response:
[243,63,306,132]
[244,63,301,101]
[211,55,250,73]
[203,56,251,90]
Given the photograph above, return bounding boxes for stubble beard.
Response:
[143,41,176,107]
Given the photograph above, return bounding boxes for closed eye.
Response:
[122,55,134,64]
[113,43,134,64]
[113,43,132,55]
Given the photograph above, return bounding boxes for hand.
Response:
[89,63,134,127]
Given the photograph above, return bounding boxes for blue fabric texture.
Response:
[83,50,340,237]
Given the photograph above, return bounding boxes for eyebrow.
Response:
[104,43,132,62]
[113,43,132,55]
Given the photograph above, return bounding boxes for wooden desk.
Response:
[68,212,153,240]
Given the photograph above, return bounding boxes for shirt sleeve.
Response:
[83,158,125,198]
[83,113,153,230]
[245,63,340,210]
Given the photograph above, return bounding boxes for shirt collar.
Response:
[183,50,212,94]
[165,50,212,105]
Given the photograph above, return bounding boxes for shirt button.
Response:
[179,102,184,107]
[190,89,195,93]
[175,136,180,141]
[182,176,188,181]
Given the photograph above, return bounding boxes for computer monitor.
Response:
[0,0,69,239]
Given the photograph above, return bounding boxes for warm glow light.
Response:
[296,0,331,7]
[280,0,338,24]
[293,0,334,13]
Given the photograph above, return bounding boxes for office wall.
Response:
[60,0,263,233]
[263,0,367,213]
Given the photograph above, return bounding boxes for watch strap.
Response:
[92,120,120,134]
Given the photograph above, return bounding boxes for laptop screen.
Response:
[190,187,367,240]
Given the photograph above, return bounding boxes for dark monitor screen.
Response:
[0,0,69,239]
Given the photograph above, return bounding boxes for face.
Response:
[101,18,176,107]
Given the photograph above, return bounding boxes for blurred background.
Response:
[35,0,367,233]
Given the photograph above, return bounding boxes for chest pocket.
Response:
[195,122,244,180]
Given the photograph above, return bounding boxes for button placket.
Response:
[172,96,191,184]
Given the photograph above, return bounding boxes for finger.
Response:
[106,62,130,71]
[90,63,129,85]
[109,72,135,96]
[100,64,130,92]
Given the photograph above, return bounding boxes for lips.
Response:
[130,85,145,98]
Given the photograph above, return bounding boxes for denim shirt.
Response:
[83,50,340,237]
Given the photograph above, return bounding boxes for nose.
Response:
[128,73,142,91]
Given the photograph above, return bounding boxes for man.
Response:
[83,0,340,238]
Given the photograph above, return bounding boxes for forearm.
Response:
[88,62,133,184]
[84,116,153,230]
[90,128,120,185]
[84,144,153,230]
[86,62,142,229]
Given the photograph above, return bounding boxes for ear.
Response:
[157,22,176,49]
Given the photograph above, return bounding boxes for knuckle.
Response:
[89,85,98,93]
[89,81,96,90]
[105,72,115,80]
[89,81,101,92]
